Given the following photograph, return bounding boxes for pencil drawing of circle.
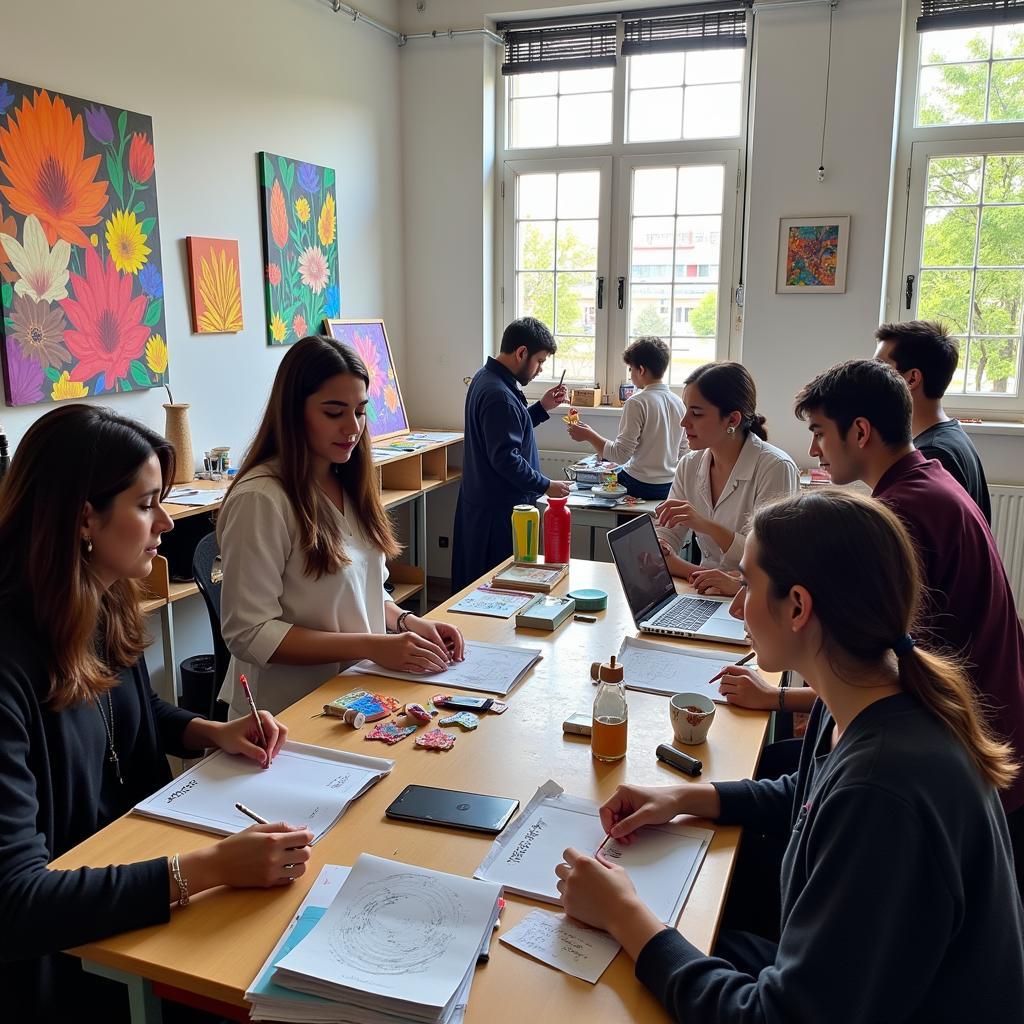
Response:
[329,873,465,974]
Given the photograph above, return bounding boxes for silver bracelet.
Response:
[170,853,190,908]
[396,610,412,633]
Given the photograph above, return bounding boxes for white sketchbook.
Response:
[499,909,620,984]
[273,854,501,1022]
[613,635,741,703]
[133,741,393,844]
[475,780,712,925]
[345,640,542,696]
[448,586,537,619]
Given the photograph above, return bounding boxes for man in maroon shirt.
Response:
[795,359,1024,892]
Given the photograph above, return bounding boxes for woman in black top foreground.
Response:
[0,405,313,1020]
[557,490,1024,1023]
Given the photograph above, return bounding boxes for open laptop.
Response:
[607,515,749,646]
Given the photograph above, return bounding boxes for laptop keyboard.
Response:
[651,596,719,631]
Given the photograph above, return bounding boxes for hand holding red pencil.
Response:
[216,675,286,768]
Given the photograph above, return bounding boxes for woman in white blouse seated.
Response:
[655,362,798,596]
[217,335,464,717]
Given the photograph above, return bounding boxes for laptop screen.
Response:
[607,516,678,625]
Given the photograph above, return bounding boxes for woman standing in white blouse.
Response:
[217,336,463,717]
[655,362,798,593]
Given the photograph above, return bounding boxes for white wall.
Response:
[1,0,405,691]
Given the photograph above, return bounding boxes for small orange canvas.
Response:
[186,236,243,333]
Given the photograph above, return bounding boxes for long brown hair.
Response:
[229,334,400,578]
[0,405,175,709]
[685,361,768,440]
[752,490,1017,791]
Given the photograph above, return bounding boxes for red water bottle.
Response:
[544,496,571,563]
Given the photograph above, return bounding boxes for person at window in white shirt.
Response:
[655,361,798,596]
[566,336,685,501]
[217,335,464,717]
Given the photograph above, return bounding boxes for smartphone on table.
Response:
[385,784,519,834]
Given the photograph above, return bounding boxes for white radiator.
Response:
[991,485,1024,609]
[538,449,579,483]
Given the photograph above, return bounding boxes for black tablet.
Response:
[385,784,519,834]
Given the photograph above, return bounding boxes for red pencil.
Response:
[239,674,269,751]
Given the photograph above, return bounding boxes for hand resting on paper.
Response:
[367,631,452,674]
[183,712,288,770]
[403,614,465,663]
[598,783,723,844]
[717,666,778,710]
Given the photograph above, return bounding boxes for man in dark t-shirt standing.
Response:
[874,319,991,522]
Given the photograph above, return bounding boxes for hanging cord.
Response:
[818,0,836,181]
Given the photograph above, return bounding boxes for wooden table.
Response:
[53,560,771,1023]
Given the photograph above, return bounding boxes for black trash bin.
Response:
[180,654,216,718]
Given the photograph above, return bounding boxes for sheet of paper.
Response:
[407,431,462,442]
[448,587,537,619]
[165,488,227,506]
[500,910,620,984]
[346,640,542,696]
[614,635,738,703]
[133,741,393,843]
[494,564,563,585]
[274,853,501,1013]
[475,781,712,925]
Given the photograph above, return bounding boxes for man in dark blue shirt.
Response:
[873,319,991,522]
[452,318,569,592]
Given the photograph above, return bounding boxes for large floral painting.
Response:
[324,318,408,441]
[258,152,340,346]
[186,236,243,333]
[0,80,168,405]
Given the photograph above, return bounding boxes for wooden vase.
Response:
[163,403,195,484]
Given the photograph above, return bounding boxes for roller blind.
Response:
[917,1,1024,31]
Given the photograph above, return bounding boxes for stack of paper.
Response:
[345,640,542,696]
[267,855,502,1023]
[474,780,712,925]
[613,635,740,704]
[133,741,393,843]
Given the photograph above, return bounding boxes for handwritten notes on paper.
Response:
[614,636,737,703]
[500,910,620,984]
[449,586,537,619]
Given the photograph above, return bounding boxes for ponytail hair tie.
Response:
[893,634,915,657]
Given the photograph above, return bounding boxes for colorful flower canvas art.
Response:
[776,215,850,294]
[258,152,340,346]
[186,237,243,333]
[324,318,408,441]
[0,79,168,405]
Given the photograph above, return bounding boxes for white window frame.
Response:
[496,50,747,400]
[887,7,1024,417]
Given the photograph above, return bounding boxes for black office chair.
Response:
[192,532,230,721]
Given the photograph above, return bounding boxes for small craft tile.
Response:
[402,702,432,724]
[489,700,509,714]
[416,728,456,750]
[439,711,479,730]
[431,693,453,707]
[365,721,416,745]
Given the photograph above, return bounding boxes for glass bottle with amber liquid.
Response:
[592,655,628,762]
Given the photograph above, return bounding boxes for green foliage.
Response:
[689,290,718,338]
[518,222,594,335]
[632,305,669,337]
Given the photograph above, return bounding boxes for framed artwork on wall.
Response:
[776,215,850,294]
[0,79,169,406]
[257,152,340,346]
[186,236,243,333]
[323,318,408,441]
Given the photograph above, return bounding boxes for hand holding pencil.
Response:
[212,675,287,768]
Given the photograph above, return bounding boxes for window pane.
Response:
[630,53,685,89]
[678,287,718,340]
[972,269,1024,333]
[978,206,1024,265]
[554,336,596,381]
[677,166,725,214]
[630,284,672,336]
[556,220,598,270]
[558,92,612,145]
[557,171,601,219]
[922,207,978,267]
[633,168,678,216]
[511,97,557,147]
[512,72,558,97]
[965,337,1021,393]
[685,48,743,84]
[983,154,1024,202]
[676,217,722,281]
[517,174,556,220]
[920,26,992,64]
[948,337,970,393]
[670,342,715,386]
[683,83,742,138]
[518,221,555,270]
[632,218,676,282]
[993,23,1024,59]
[517,271,554,324]
[988,60,1024,121]
[918,63,988,126]
[628,87,683,142]
[555,273,595,335]
[927,156,983,205]
[558,68,614,94]
[918,269,972,333]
